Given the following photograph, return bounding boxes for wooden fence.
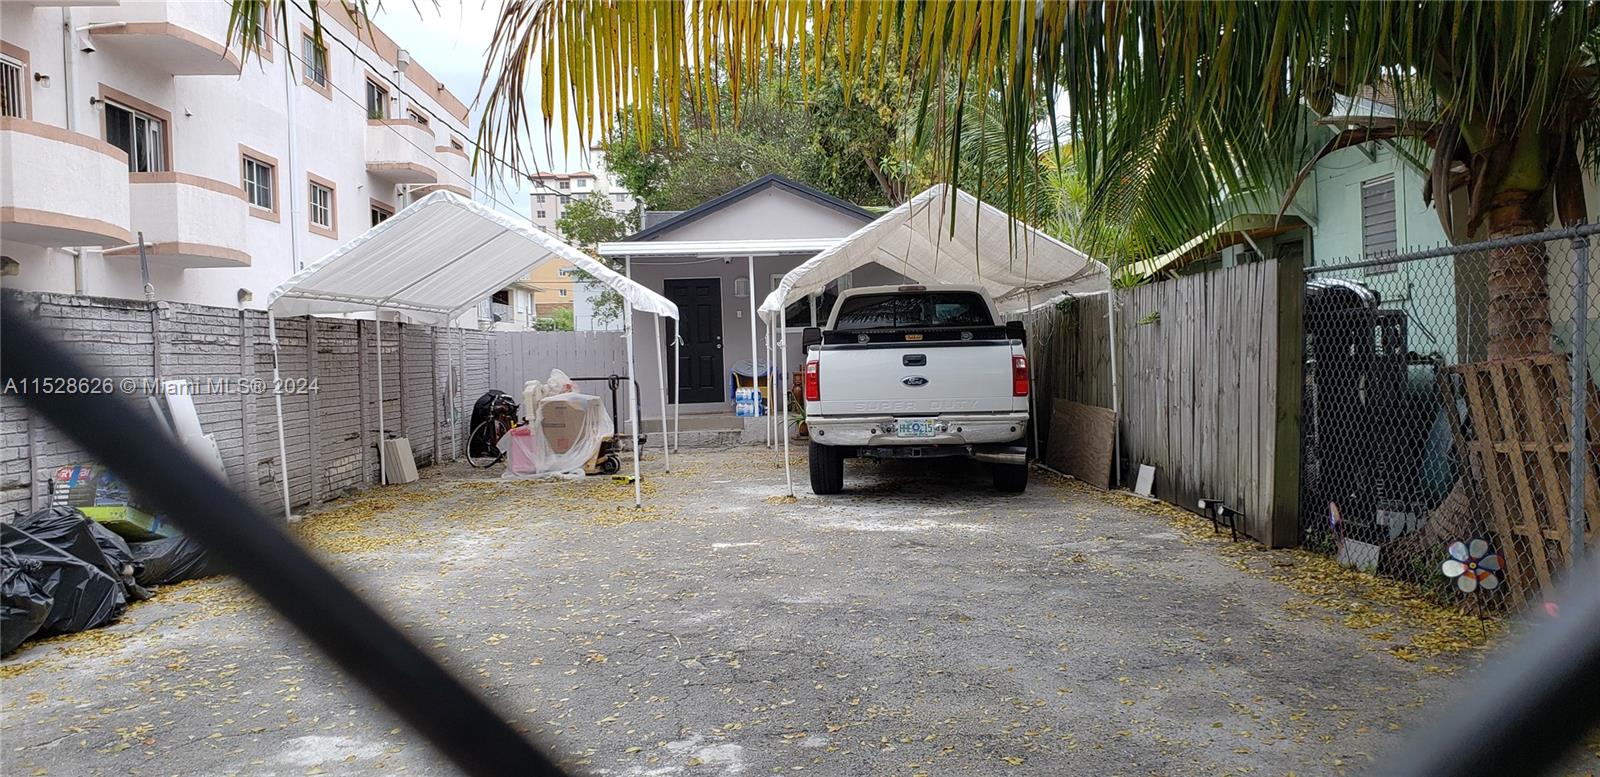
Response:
[487,330,627,391]
[1026,260,1303,546]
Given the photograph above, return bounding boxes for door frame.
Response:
[663,276,725,405]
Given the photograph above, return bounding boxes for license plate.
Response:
[895,418,937,437]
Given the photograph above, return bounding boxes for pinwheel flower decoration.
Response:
[1442,539,1503,593]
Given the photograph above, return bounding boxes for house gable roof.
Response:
[625,174,876,242]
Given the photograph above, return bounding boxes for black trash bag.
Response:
[2,548,52,655]
[470,390,517,457]
[129,535,221,586]
[14,506,149,600]
[0,523,127,641]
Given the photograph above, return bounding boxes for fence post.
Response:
[1570,229,1590,565]
[1268,258,1306,548]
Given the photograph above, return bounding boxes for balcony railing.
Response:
[85,0,239,76]
[366,120,439,185]
[109,172,249,268]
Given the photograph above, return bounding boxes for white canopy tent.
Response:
[756,184,1115,494]
[267,191,678,515]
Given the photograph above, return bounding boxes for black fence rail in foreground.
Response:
[1299,223,1598,613]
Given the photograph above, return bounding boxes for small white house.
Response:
[603,175,911,415]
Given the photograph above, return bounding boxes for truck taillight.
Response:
[804,358,821,402]
[1012,355,1030,397]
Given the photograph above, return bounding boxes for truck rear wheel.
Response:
[992,462,1028,493]
[809,441,845,495]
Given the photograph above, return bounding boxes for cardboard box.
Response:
[80,505,177,541]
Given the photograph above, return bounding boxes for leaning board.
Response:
[1046,398,1117,490]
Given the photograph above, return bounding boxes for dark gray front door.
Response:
[664,278,723,403]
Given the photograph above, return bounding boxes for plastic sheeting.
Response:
[758,184,1109,321]
[267,191,678,324]
[500,393,614,479]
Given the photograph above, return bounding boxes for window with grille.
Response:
[242,156,274,210]
[104,101,166,172]
[1361,175,1398,275]
[365,79,387,119]
[406,108,427,125]
[0,55,23,118]
[302,35,327,86]
[309,181,333,229]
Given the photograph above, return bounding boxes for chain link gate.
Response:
[1298,224,1598,614]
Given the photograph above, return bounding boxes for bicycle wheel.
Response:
[467,418,508,468]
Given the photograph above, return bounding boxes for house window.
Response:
[370,201,393,226]
[558,288,568,297]
[1361,175,1398,275]
[309,180,333,230]
[558,180,569,190]
[0,55,23,119]
[105,101,166,172]
[301,34,327,86]
[450,137,464,151]
[535,194,546,204]
[536,210,547,219]
[406,108,428,125]
[242,156,274,210]
[365,78,388,119]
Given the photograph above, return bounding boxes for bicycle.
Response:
[467,395,520,468]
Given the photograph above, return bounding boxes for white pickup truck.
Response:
[801,284,1031,494]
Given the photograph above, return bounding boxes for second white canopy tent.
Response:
[756,184,1115,495]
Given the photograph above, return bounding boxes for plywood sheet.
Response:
[1046,398,1117,490]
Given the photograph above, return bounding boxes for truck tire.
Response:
[809,442,845,495]
[992,462,1028,493]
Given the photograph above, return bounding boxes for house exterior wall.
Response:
[1,0,475,310]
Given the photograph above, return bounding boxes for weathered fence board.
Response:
[1028,260,1302,545]
[488,330,627,392]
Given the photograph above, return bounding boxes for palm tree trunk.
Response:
[1484,188,1553,359]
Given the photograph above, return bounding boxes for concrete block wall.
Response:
[1,292,492,520]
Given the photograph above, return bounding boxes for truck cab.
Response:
[802,284,1030,494]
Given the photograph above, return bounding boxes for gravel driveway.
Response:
[1,446,1499,776]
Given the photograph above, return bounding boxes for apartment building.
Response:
[0,0,476,310]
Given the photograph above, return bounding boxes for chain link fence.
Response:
[1298,224,1597,614]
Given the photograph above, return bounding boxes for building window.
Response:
[1361,175,1398,275]
[558,180,569,190]
[535,194,546,204]
[371,201,393,226]
[536,210,546,219]
[105,101,166,172]
[242,155,274,210]
[301,34,327,86]
[406,108,428,125]
[309,179,334,230]
[450,137,464,151]
[0,55,24,119]
[558,288,568,297]
[365,78,388,119]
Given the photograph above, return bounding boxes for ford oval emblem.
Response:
[902,376,929,387]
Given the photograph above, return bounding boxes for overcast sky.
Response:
[372,1,592,217]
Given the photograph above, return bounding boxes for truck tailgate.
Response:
[815,343,1018,416]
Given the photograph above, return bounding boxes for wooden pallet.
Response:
[1442,354,1600,606]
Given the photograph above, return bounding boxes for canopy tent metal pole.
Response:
[781,308,794,497]
[266,312,294,520]
[448,321,457,462]
[672,319,681,453]
[375,307,388,485]
[766,323,775,446]
[654,313,670,473]
[624,309,642,508]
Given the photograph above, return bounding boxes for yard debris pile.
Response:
[1,505,220,655]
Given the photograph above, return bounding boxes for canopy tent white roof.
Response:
[262,191,677,514]
[758,185,1110,322]
[754,184,1118,498]
[269,191,678,324]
